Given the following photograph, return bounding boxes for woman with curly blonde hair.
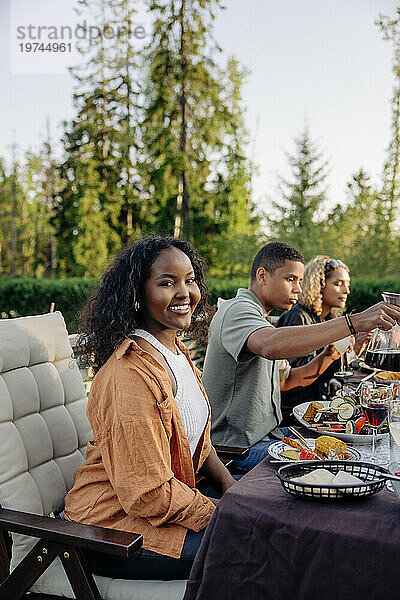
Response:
[298,255,349,319]
[277,255,368,424]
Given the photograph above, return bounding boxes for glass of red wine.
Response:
[360,383,392,463]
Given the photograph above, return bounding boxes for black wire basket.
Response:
[276,461,388,500]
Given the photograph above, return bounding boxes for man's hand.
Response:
[280,346,340,392]
[352,302,400,332]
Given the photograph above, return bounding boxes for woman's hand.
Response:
[353,331,373,356]
[208,497,220,506]
[201,447,236,496]
[322,343,340,361]
[221,474,236,495]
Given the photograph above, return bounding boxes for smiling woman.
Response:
[64,236,236,581]
[76,236,210,370]
[141,246,202,347]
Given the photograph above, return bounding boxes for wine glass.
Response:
[388,387,400,495]
[333,336,353,384]
[360,383,392,463]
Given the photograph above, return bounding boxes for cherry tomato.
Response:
[355,416,367,435]
[299,448,316,460]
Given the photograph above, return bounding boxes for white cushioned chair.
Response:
[0,312,188,600]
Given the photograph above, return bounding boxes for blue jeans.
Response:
[86,528,205,580]
[232,427,293,473]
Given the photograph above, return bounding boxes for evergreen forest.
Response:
[1,2,400,280]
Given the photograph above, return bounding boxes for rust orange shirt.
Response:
[64,337,215,559]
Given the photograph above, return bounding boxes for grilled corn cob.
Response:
[314,435,347,459]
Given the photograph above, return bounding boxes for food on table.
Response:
[355,416,366,434]
[299,448,316,460]
[282,437,303,451]
[278,435,351,461]
[332,471,364,486]
[314,435,348,460]
[337,402,355,420]
[329,393,358,408]
[280,449,301,460]
[292,469,363,486]
[303,401,324,423]
[301,389,389,435]
[328,397,341,409]
[292,468,334,485]
[375,371,400,380]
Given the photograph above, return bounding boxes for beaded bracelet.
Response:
[344,313,356,336]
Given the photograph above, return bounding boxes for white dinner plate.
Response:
[268,439,361,462]
[292,401,388,445]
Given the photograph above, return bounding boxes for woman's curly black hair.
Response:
[77,235,211,371]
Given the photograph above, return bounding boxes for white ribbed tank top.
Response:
[134,329,209,456]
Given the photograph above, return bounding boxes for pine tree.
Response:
[106,0,144,242]
[72,160,110,276]
[0,156,29,277]
[55,0,141,274]
[0,158,14,274]
[210,58,261,276]
[375,11,400,274]
[268,126,328,260]
[323,169,376,275]
[21,124,60,277]
[140,0,256,266]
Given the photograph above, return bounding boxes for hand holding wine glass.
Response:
[333,336,353,383]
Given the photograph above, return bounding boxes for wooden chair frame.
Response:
[0,446,248,599]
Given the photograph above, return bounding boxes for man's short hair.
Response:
[250,242,304,281]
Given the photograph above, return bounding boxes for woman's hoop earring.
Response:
[134,301,140,312]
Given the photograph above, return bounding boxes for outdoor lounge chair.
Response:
[0,311,247,600]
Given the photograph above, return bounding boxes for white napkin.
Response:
[292,468,334,485]
[331,471,363,486]
[292,469,364,491]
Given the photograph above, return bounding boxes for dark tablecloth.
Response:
[183,458,400,600]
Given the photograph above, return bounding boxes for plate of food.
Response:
[268,435,361,462]
[292,392,389,444]
[374,370,400,385]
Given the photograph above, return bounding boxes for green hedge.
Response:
[0,277,97,333]
[346,277,400,312]
[1,275,400,333]
[206,277,249,305]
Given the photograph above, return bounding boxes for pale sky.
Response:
[0,0,398,215]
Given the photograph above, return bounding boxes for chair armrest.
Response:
[0,508,142,558]
[214,445,249,461]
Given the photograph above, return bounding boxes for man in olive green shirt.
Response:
[203,241,399,472]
